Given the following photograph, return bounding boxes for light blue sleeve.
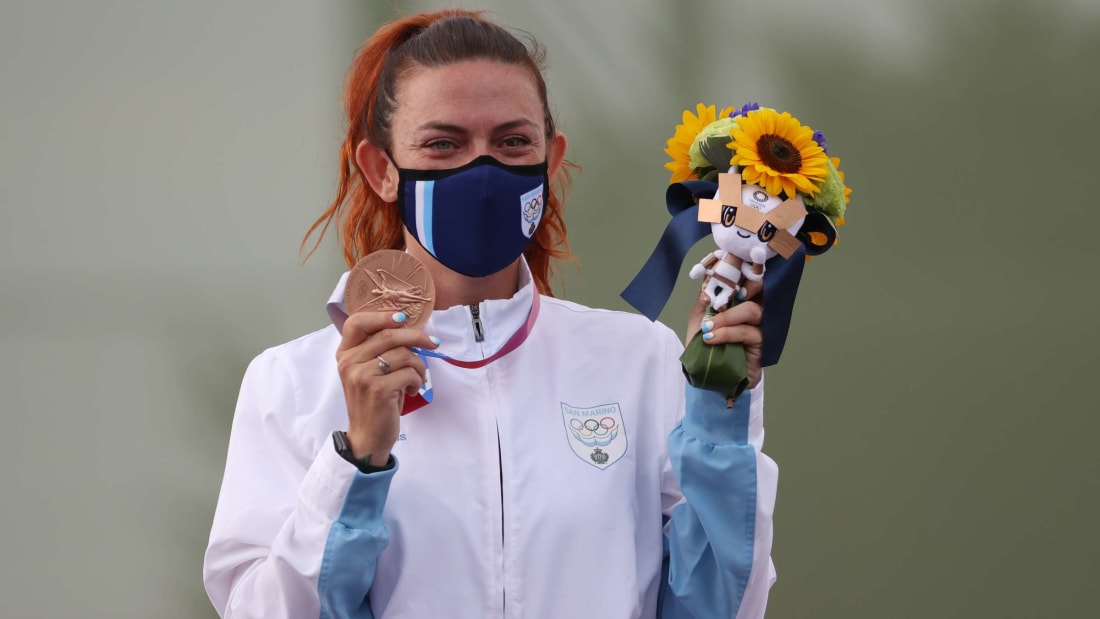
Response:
[317,460,398,619]
[660,386,762,618]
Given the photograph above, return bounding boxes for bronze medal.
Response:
[344,250,436,330]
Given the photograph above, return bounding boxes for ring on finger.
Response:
[376,355,391,373]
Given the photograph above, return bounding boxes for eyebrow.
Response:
[414,119,540,134]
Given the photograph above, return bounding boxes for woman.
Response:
[203,9,776,619]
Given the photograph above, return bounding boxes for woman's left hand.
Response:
[685,290,764,389]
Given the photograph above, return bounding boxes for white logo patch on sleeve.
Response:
[560,402,628,469]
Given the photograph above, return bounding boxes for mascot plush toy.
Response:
[622,102,851,400]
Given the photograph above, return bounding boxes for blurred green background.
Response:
[1,0,1097,617]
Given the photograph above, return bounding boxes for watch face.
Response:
[332,430,350,455]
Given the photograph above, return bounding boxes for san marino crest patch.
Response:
[519,184,544,239]
[560,402,628,469]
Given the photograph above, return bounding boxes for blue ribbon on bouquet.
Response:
[619,180,806,367]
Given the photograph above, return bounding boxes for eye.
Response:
[500,135,532,148]
[426,139,457,151]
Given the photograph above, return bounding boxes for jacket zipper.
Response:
[480,309,501,611]
[470,304,485,342]
[497,421,506,613]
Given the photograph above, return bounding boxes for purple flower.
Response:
[730,101,760,119]
[812,130,829,154]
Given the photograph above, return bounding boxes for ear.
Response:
[546,130,568,181]
[355,139,398,203]
[796,211,838,256]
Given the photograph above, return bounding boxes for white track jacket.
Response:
[204,264,778,618]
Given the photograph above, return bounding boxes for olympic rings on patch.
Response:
[569,416,618,439]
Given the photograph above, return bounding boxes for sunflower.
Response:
[664,103,734,183]
[728,109,829,199]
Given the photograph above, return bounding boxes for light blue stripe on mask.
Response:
[421,180,435,255]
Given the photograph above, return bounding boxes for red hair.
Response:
[302,9,575,296]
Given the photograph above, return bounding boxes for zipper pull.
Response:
[469,304,485,342]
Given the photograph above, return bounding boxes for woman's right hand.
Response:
[335,311,439,465]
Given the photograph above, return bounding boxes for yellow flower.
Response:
[728,109,829,198]
[664,103,734,183]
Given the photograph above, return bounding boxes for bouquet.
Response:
[622,102,852,399]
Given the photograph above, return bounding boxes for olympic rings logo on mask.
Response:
[568,417,618,447]
[523,194,543,222]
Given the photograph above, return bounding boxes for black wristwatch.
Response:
[332,431,395,474]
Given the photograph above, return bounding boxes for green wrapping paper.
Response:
[679,306,749,399]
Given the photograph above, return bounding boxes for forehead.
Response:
[392,60,544,132]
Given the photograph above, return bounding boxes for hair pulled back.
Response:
[303,9,574,295]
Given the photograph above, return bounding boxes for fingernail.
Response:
[736,290,746,301]
[392,311,407,323]
[429,335,441,346]
[703,332,715,341]
[702,320,714,333]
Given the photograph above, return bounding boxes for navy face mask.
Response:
[396,155,549,278]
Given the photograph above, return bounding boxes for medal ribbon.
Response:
[416,290,541,368]
[402,291,541,414]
